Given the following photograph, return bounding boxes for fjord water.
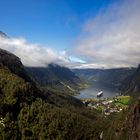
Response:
[75,84,118,99]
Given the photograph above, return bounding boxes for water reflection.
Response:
[75,84,118,99]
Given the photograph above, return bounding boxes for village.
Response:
[81,95,130,115]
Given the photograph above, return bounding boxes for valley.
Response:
[75,84,118,99]
[0,47,139,140]
[0,0,140,139]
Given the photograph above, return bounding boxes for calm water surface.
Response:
[75,84,118,99]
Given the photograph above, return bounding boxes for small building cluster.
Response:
[81,96,128,116]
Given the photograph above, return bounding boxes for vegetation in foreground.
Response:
[0,48,140,140]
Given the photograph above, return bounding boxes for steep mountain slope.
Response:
[101,64,140,140]
[122,65,140,140]
[0,48,102,139]
[0,48,33,83]
[129,100,140,140]
[1,47,139,140]
[122,64,140,93]
[26,64,85,95]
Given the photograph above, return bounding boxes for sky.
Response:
[0,0,140,68]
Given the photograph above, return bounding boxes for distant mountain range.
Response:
[73,68,136,90]
[0,30,140,139]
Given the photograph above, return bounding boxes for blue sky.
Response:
[0,0,116,50]
[0,0,140,68]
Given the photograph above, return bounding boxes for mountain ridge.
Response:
[126,64,140,92]
[73,68,136,89]
[26,64,85,95]
[0,48,102,139]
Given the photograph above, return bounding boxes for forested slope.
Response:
[0,48,101,139]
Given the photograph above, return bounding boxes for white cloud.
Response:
[74,0,140,68]
[0,36,70,67]
[1,0,140,69]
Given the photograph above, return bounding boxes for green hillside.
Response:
[0,48,101,139]
[0,48,140,140]
[26,65,87,95]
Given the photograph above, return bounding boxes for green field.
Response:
[114,96,131,105]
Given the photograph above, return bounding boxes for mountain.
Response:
[73,68,136,89]
[0,25,139,139]
[26,64,85,95]
[122,64,140,93]
[0,48,104,139]
[0,48,33,83]
[1,47,140,139]
[123,64,140,139]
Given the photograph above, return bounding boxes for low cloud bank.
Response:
[74,0,140,68]
[0,36,71,67]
